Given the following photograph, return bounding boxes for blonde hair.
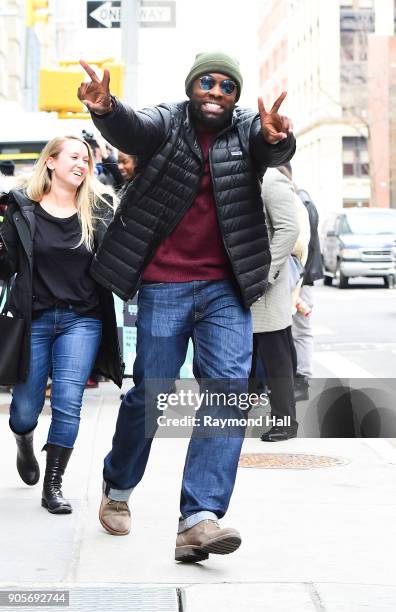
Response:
[26,135,116,251]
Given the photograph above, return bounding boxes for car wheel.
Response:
[323,275,333,286]
[336,262,348,289]
[383,275,395,289]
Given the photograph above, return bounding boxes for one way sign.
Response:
[87,1,121,28]
[87,1,176,28]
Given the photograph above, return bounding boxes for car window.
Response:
[338,215,351,234]
[345,211,396,234]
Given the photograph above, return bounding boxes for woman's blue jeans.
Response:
[103,280,252,531]
[10,307,102,448]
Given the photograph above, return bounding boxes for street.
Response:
[311,280,396,378]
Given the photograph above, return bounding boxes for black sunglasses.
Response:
[199,75,237,96]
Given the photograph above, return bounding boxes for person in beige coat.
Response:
[251,165,310,441]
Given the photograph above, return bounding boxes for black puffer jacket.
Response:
[0,189,124,386]
[91,99,296,308]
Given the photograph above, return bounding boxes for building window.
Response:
[340,3,374,114]
[343,199,369,208]
[394,0,396,34]
[340,30,369,61]
[342,137,370,177]
[341,0,373,8]
[340,6,374,32]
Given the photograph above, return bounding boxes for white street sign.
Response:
[139,1,176,27]
[87,0,175,29]
[140,3,173,26]
[87,1,121,28]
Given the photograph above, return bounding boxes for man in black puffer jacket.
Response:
[78,51,296,561]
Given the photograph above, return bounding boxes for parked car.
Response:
[320,208,396,288]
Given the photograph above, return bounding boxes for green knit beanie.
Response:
[185,51,243,101]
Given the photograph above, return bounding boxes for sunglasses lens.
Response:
[221,80,236,95]
[198,75,237,95]
[200,75,215,91]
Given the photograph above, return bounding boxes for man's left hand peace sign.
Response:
[258,92,293,145]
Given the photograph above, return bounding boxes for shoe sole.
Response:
[175,547,209,563]
[41,498,72,514]
[98,511,130,536]
[175,534,241,563]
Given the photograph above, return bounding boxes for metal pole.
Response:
[121,0,139,108]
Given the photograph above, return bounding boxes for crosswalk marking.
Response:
[314,351,375,378]
[364,439,396,465]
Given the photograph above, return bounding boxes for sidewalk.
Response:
[1,382,396,611]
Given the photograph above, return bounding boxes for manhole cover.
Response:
[238,453,349,469]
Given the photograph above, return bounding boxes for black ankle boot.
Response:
[295,375,309,402]
[261,424,298,442]
[41,444,73,514]
[13,428,40,485]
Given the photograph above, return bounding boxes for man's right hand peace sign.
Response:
[77,60,113,115]
[258,91,293,145]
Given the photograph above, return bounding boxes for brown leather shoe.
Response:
[99,492,131,536]
[175,519,241,562]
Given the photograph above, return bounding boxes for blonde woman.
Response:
[0,136,123,514]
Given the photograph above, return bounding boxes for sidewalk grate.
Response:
[0,587,180,612]
[238,452,350,469]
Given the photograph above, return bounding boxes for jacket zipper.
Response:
[14,213,34,272]
[208,144,245,301]
[126,113,237,297]
[0,228,8,252]
[133,166,205,294]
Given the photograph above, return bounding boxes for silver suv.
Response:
[321,208,396,288]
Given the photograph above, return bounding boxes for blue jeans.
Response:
[10,307,102,448]
[103,280,252,532]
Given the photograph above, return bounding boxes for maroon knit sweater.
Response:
[142,130,232,282]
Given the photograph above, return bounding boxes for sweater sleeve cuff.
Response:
[90,96,118,119]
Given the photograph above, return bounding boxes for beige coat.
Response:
[252,168,300,333]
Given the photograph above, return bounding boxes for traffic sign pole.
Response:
[121,0,139,108]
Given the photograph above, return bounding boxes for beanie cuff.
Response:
[185,52,243,101]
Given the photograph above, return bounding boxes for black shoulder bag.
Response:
[0,279,25,385]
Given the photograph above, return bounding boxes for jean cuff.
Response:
[104,481,133,502]
[177,511,218,534]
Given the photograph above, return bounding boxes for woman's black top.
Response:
[32,205,101,318]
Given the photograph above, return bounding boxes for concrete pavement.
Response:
[1,382,396,611]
